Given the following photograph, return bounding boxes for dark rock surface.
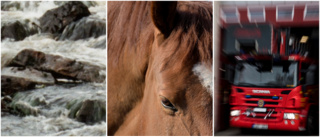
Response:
[1,20,40,41]
[1,67,54,96]
[1,96,12,113]
[1,21,27,41]
[59,16,106,41]
[39,1,91,34]
[2,76,36,96]
[75,100,106,124]
[8,49,104,83]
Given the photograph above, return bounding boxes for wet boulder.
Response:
[59,16,106,41]
[39,1,91,34]
[1,20,40,41]
[8,49,105,83]
[1,21,27,41]
[1,96,12,113]
[53,1,99,8]
[1,67,54,96]
[75,100,106,124]
[67,99,106,124]
[1,76,35,96]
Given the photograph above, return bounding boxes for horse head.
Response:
[108,1,212,135]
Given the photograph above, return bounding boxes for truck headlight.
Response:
[231,110,240,116]
[283,113,299,120]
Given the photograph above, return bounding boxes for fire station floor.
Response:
[214,127,318,136]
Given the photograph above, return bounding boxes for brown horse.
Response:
[108,1,212,135]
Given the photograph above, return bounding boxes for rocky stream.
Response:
[1,1,106,136]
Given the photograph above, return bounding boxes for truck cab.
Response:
[217,2,319,135]
[229,54,319,133]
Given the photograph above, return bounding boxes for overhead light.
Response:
[300,36,309,43]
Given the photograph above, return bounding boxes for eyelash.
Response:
[161,97,178,112]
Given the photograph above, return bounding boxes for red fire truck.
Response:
[229,54,319,134]
[219,2,319,134]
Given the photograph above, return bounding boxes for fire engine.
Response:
[219,2,319,134]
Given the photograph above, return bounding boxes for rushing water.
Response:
[1,1,106,136]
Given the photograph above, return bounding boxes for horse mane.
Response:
[159,1,212,72]
[178,2,212,66]
[108,1,212,67]
[108,1,154,65]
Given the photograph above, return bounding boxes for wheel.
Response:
[306,106,319,135]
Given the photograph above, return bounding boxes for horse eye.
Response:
[160,96,177,112]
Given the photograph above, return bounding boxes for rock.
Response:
[1,21,27,41]
[2,67,55,84]
[67,99,106,124]
[39,1,91,34]
[8,49,104,83]
[1,96,12,112]
[1,20,40,41]
[53,1,99,8]
[1,76,35,96]
[59,16,106,40]
[1,67,54,96]
[2,96,12,103]
[75,100,106,124]
[1,99,7,110]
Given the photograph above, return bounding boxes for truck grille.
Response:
[242,108,282,121]
[249,95,273,99]
[242,93,284,121]
[243,94,283,107]
[246,101,279,105]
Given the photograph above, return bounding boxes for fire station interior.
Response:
[215,1,320,135]
[280,27,319,58]
[215,26,319,135]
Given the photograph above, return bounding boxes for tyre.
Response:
[306,106,319,135]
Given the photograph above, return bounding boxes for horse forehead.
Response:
[192,63,212,96]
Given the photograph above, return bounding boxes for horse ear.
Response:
[151,1,177,37]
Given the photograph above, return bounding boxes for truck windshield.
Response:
[234,60,298,88]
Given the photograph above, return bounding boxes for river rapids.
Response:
[1,1,106,136]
